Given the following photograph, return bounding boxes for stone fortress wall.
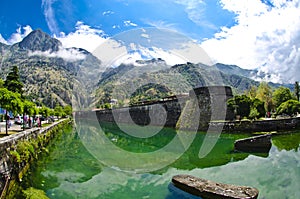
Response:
[78,86,235,131]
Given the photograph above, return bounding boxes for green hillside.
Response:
[0,29,290,110]
[0,30,101,107]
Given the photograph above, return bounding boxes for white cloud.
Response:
[111,43,187,67]
[102,10,114,16]
[0,34,8,44]
[42,0,59,34]
[175,0,217,30]
[124,20,138,27]
[144,20,178,32]
[201,0,300,83]
[28,47,86,62]
[0,25,33,45]
[112,25,121,29]
[55,21,107,53]
[141,33,150,39]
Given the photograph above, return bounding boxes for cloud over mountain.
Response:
[0,25,32,45]
[55,21,107,53]
[1,0,300,84]
[28,48,86,62]
[201,0,300,83]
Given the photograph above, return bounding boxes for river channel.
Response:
[19,121,300,199]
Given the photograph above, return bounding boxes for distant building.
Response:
[0,108,13,118]
[110,99,118,106]
[0,108,5,115]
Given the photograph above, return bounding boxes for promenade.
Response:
[0,119,49,135]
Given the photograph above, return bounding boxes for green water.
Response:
[20,121,300,199]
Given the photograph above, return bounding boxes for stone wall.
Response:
[76,86,234,131]
[211,117,300,133]
[95,99,185,127]
[191,86,234,130]
[0,119,69,198]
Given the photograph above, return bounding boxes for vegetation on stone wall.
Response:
[2,119,71,199]
[8,120,69,179]
[22,187,50,199]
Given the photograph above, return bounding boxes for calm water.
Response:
[20,121,300,199]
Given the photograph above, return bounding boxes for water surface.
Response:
[21,122,300,199]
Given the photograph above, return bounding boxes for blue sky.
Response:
[0,0,300,83]
[0,0,235,41]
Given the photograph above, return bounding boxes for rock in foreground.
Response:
[172,175,259,199]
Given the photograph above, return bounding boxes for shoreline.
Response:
[0,118,71,199]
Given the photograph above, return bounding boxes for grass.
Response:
[0,130,20,138]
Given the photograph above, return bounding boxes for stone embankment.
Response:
[211,117,300,133]
[0,119,70,199]
[76,85,300,134]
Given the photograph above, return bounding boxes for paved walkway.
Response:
[0,120,22,133]
[0,120,48,134]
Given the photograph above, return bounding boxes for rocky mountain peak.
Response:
[18,29,62,52]
[135,58,166,65]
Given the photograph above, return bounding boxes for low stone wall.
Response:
[0,119,70,198]
[211,117,300,133]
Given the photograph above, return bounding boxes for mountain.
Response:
[17,29,62,52]
[214,63,257,78]
[0,42,9,51]
[0,29,292,109]
[92,59,261,107]
[93,58,297,108]
[0,30,102,108]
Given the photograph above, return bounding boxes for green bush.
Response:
[277,99,300,116]
[23,187,50,199]
[10,150,21,163]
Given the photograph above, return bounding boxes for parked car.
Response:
[14,116,23,125]
[48,116,55,122]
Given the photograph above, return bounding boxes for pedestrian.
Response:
[8,120,11,128]
[37,117,41,127]
[6,114,11,128]
[28,117,32,128]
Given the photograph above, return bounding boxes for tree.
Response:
[32,105,39,126]
[249,108,260,120]
[54,105,63,119]
[227,95,251,119]
[0,88,23,135]
[63,105,72,117]
[247,85,257,99]
[295,81,300,101]
[40,106,50,119]
[0,78,4,88]
[277,99,300,116]
[256,82,273,112]
[273,87,293,107]
[22,100,37,130]
[251,98,266,118]
[23,100,36,116]
[4,65,24,95]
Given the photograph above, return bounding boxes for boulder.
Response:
[172,175,259,199]
[234,134,272,153]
